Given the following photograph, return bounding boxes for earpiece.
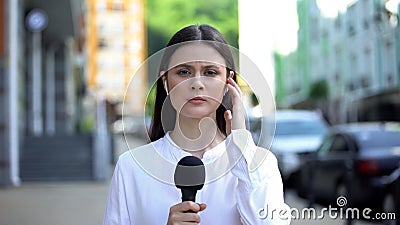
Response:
[164,80,169,95]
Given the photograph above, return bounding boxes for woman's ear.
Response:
[160,71,166,79]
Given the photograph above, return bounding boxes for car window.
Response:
[317,134,351,156]
[275,120,328,136]
[317,136,334,156]
[329,135,349,153]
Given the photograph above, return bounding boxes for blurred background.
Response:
[0,0,399,224]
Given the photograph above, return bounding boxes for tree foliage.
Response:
[308,79,329,100]
[146,0,239,56]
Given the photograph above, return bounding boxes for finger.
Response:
[226,84,242,104]
[170,212,200,224]
[228,77,241,91]
[226,78,242,96]
[225,80,246,130]
[224,110,232,135]
[179,212,201,223]
[198,203,207,211]
[179,201,201,212]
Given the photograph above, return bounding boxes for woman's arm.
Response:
[224,76,291,224]
[226,129,291,225]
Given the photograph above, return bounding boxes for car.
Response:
[254,109,329,186]
[297,122,400,216]
[381,164,400,225]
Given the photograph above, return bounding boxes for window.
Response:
[387,73,393,85]
[317,136,334,157]
[329,135,349,152]
[348,24,355,36]
[335,16,342,29]
[363,19,369,30]
[361,76,370,88]
[334,72,340,82]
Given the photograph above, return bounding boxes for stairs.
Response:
[20,134,94,181]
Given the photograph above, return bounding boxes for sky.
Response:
[271,0,397,55]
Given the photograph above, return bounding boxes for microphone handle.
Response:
[181,189,197,213]
[181,188,196,202]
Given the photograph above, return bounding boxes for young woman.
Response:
[103,24,291,225]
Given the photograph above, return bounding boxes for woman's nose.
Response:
[190,77,205,90]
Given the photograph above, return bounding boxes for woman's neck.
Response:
[169,115,225,159]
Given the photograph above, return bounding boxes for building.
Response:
[86,0,147,116]
[276,0,400,124]
[0,0,123,186]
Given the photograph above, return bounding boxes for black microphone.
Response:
[174,156,205,203]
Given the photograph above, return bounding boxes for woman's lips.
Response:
[188,97,206,104]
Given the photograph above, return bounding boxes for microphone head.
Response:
[174,156,205,191]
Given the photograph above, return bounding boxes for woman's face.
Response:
[162,43,231,120]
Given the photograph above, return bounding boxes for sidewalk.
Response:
[0,181,109,225]
[0,134,147,225]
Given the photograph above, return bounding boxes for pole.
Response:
[93,96,110,180]
[32,32,43,135]
[46,47,55,135]
[9,0,21,186]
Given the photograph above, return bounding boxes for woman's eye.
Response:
[177,69,190,75]
[205,70,218,76]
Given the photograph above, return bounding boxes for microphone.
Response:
[174,156,205,203]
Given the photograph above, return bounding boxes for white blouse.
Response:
[103,129,291,225]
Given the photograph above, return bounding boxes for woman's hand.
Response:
[224,76,246,135]
[167,201,207,225]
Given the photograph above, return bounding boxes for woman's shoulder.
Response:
[250,145,279,168]
[118,142,155,160]
[117,138,164,165]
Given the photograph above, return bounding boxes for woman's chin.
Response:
[179,111,215,120]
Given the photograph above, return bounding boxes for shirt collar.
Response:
[163,131,227,164]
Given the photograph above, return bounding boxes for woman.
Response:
[103,24,291,225]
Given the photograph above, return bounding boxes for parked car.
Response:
[297,122,400,215]
[381,164,400,225]
[255,109,329,186]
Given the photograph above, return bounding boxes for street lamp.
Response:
[25,8,48,135]
[26,9,48,32]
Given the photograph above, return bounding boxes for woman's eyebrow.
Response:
[170,62,224,71]
[203,64,223,69]
[173,63,193,69]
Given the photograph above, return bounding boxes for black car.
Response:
[381,165,400,225]
[297,122,400,214]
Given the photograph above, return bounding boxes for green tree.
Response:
[146,0,239,55]
[308,79,329,100]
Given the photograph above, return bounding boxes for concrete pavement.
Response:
[0,134,147,225]
[0,181,109,225]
